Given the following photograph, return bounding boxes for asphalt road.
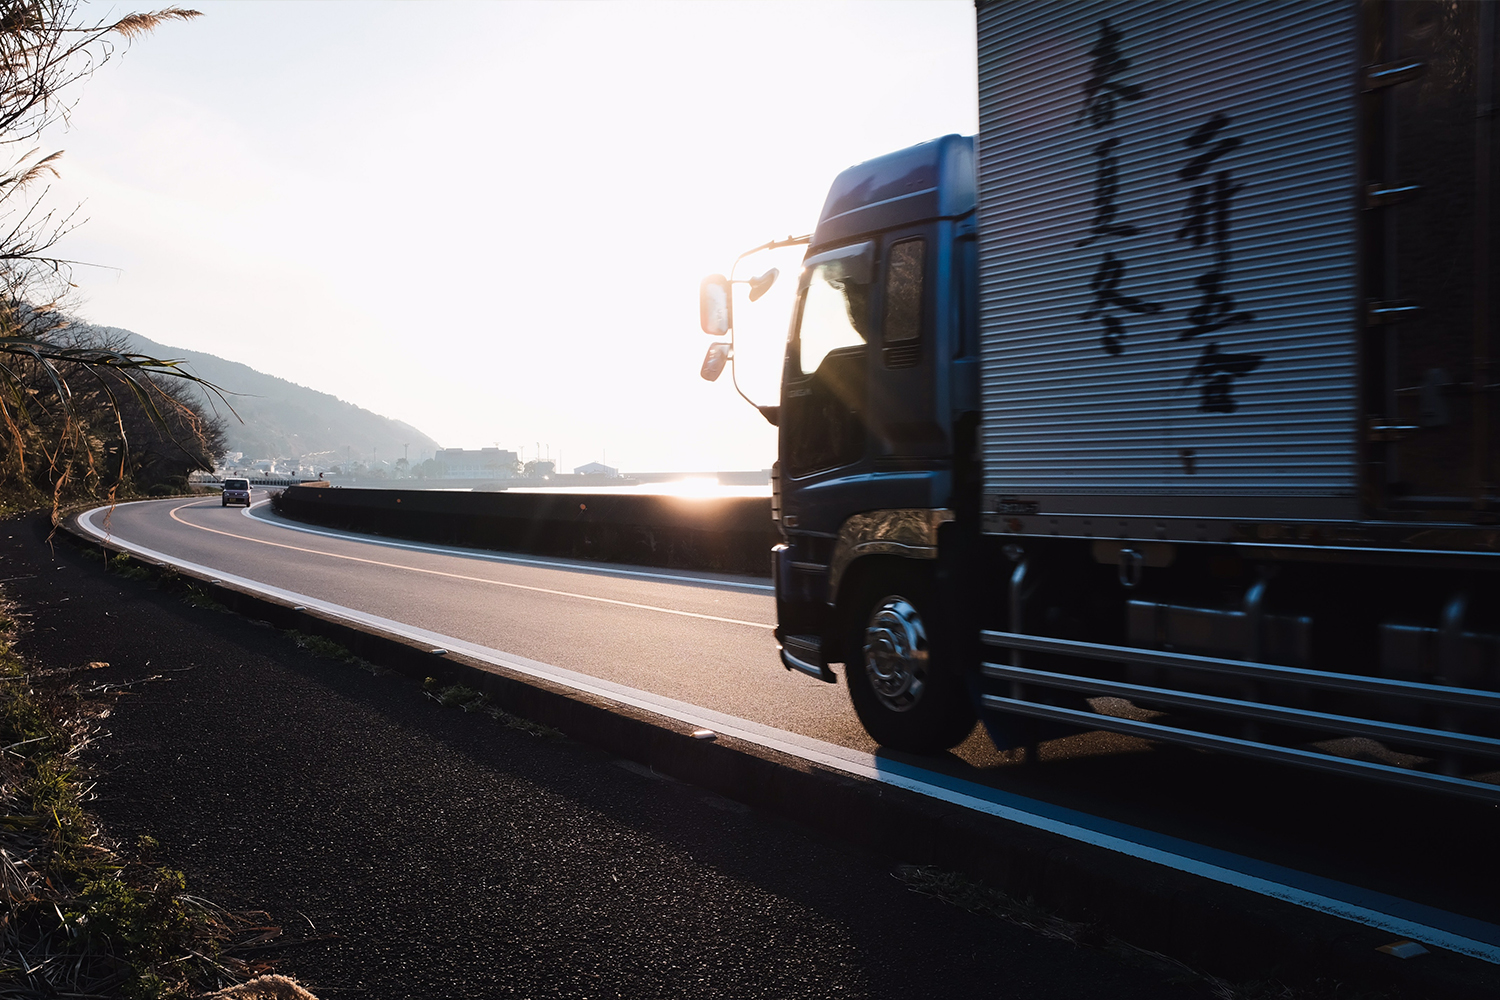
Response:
[3,513,1210,999]
[78,496,1500,951]
[90,495,908,752]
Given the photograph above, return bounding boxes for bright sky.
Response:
[49,0,977,472]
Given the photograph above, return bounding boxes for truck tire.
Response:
[844,566,976,753]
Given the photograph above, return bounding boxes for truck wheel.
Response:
[845,568,976,753]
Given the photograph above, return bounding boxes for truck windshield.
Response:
[797,263,869,376]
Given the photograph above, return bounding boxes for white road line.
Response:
[238,499,774,592]
[157,499,771,630]
[75,502,1500,965]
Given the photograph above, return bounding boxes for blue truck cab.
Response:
[703,2,1500,801]
[767,134,982,748]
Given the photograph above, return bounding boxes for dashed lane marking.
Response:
[158,499,773,630]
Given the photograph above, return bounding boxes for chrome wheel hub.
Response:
[862,596,929,712]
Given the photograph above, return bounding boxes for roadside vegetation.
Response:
[0,316,229,518]
[0,599,281,997]
[0,6,298,997]
[0,2,231,520]
[421,677,564,740]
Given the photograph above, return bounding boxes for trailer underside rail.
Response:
[979,631,1500,803]
[980,662,1500,759]
[980,631,1500,709]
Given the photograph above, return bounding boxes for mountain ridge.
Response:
[103,328,441,468]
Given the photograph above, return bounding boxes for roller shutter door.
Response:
[976,1,1360,519]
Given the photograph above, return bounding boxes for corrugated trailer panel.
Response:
[976,1,1360,518]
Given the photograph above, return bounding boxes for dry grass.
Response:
[205,975,318,1000]
[179,585,228,613]
[283,631,385,677]
[0,596,287,998]
[423,678,564,740]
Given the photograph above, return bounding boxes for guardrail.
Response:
[272,485,779,576]
[197,477,307,488]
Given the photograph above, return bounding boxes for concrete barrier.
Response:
[272,485,778,576]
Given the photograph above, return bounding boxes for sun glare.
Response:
[505,477,769,499]
[50,1,978,474]
[672,477,725,497]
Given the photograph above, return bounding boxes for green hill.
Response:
[105,328,440,468]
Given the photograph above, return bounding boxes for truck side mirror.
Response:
[700,274,732,336]
[747,267,779,302]
[700,341,731,382]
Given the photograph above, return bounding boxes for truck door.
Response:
[868,232,946,464]
[782,243,872,483]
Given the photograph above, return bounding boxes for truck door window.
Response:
[785,260,870,478]
[882,239,926,370]
[798,262,870,376]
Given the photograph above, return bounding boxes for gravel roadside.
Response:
[3,513,1210,999]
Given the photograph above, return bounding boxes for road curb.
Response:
[59,512,1498,997]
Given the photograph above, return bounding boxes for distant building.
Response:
[574,462,618,477]
[433,447,519,479]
